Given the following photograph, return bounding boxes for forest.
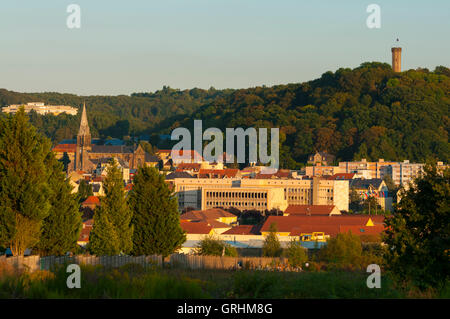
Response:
[0,62,449,169]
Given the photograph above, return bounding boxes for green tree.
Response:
[129,165,186,259]
[349,187,362,213]
[59,152,71,172]
[196,235,237,257]
[319,232,362,267]
[383,165,450,291]
[0,108,52,256]
[100,159,133,254]
[77,179,93,203]
[286,239,308,267]
[88,206,120,255]
[38,155,82,256]
[383,175,397,195]
[262,223,282,257]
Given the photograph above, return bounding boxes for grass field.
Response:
[1,263,448,299]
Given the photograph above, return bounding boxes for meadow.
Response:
[1,262,447,299]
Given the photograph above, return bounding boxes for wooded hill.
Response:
[1,62,449,169]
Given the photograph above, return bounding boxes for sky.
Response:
[0,0,449,95]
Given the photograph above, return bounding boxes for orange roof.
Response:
[180,220,212,234]
[222,225,259,235]
[52,144,76,153]
[289,225,341,237]
[78,227,91,242]
[284,205,338,216]
[125,184,133,191]
[180,208,236,221]
[339,225,385,235]
[261,215,385,234]
[205,219,231,229]
[82,196,100,206]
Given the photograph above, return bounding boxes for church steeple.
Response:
[75,102,92,171]
[78,102,90,136]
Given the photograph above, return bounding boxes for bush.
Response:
[196,235,237,257]
[286,240,308,268]
[319,232,363,269]
[262,223,282,257]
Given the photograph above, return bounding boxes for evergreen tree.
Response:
[101,159,133,254]
[262,223,282,257]
[59,152,71,172]
[38,155,82,256]
[0,108,52,256]
[88,206,120,255]
[77,179,93,203]
[129,166,186,257]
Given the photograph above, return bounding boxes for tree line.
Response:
[0,108,186,258]
[1,63,448,168]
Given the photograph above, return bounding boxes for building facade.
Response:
[170,177,349,213]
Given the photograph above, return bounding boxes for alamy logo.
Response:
[66,4,81,29]
[366,264,381,288]
[171,120,279,173]
[66,264,81,288]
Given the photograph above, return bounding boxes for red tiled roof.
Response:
[289,225,341,237]
[180,220,212,234]
[261,215,385,233]
[285,205,338,216]
[180,208,237,221]
[222,225,259,235]
[52,144,76,153]
[78,227,91,242]
[339,225,385,236]
[82,196,100,206]
[205,219,232,229]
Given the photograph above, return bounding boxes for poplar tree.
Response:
[38,155,82,256]
[89,159,133,255]
[88,206,120,255]
[0,108,52,256]
[129,166,186,258]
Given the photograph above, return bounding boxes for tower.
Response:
[391,40,402,72]
[75,102,92,171]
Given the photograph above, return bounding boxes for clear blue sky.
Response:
[0,0,449,95]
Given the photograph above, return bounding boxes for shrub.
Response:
[262,223,282,257]
[319,232,363,269]
[196,235,237,257]
[286,240,308,268]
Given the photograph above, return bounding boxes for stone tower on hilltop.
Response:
[391,40,402,72]
[74,102,92,171]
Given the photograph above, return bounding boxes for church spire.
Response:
[78,101,90,136]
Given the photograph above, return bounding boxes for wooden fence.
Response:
[0,254,288,273]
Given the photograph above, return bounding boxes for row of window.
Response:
[206,191,268,199]
[206,201,267,208]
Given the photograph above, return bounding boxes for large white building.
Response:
[2,102,78,116]
[169,177,349,213]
